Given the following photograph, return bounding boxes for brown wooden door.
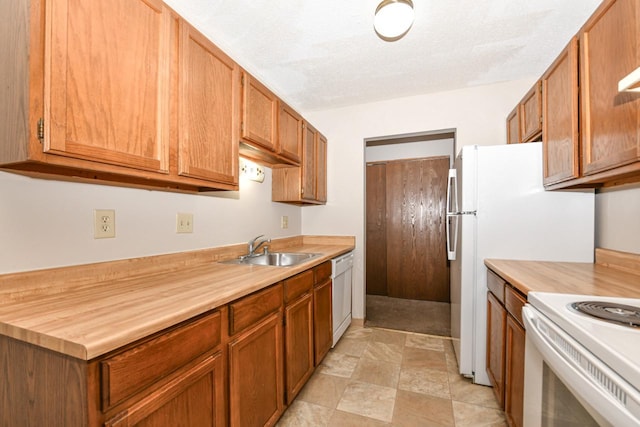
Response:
[228,312,284,427]
[385,157,450,302]
[177,19,239,185]
[542,37,580,186]
[313,278,332,365]
[505,315,525,427]
[486,291,506,409]
[241,73,278,151]
[284,292,314,403]
[45,0,171,173]
[105,354,225,427]
[365,163,388,296]
[580,0,640,176]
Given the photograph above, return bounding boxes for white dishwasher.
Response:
[331,251,353,347]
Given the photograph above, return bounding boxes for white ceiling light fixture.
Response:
[374,0,415,41]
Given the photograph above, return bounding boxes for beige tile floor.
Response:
[277,325,507,426]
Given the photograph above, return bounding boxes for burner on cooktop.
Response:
[571,301,640,327]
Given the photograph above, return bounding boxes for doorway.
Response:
[364,130,455,336]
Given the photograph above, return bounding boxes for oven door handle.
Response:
[522,306,640,426]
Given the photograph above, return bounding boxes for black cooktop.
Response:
[571,301,640,328]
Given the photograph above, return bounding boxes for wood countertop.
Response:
[0,236,355,361]
[485,249,640,298]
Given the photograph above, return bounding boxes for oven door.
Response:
[522,305,640,427]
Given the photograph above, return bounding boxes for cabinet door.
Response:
[316,133,327,203]
[177,20,239,185]
[505,315,525,427]
[105,353,225,427]
[241,73,278,151]
[506,107,520,144]
[542,38,580,186]
[45,0,170,173]
[229,312,284,427]
[301,123,317,200]
[284,293,314,403]
[278,102,303,163]
[313,279,332,366]
[580,0,640,175]
[520,81,543,142]
[486,291,506,409]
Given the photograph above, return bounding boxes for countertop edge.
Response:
[0,239,355,360]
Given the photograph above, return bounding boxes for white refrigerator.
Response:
[447,143,594,386]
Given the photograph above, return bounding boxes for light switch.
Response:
[176,213,194,233]
[281,215,288,229]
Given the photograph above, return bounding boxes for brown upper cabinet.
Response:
[542,38,580,186]
[580,0,640,178]
[177,19,239,187]
[301,123,319,201]
[505,82,542,144]
[316,133,328,203]
[0,0,239,192]
[278,102,304,164]
[520,81,543,142]
[525,0,640,190]
[45,0,171,174]
[506,107,521,144]
[237,74,306,167]
[240,72,278,151]
[272,122,327,204]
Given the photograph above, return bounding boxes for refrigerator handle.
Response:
[446,169,458,260]
[446,169,458,216]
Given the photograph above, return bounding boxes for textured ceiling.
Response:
[163,0,603,111]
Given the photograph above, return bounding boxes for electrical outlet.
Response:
[281,215,288,229]
[176,213,194,233]
[94,209,115,239]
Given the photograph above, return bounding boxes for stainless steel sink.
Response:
[222,252,321,267]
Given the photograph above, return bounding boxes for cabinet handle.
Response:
[618,66,640,92]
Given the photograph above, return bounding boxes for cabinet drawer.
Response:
[229,284,283,335]
[101,311,221,410]
[284,270,313,303]
[314,261,332,285]
[505,286,526,327]
[487,270,506,303]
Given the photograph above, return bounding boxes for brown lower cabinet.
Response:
[486,269,526,427]
[0,261,334,427]
[228,284,285,427]
[283,271,315,403]
[313,261,333,365]
[505,315,526,427]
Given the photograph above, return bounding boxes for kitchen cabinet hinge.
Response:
[37,118,44,142]
[241,75,244,86]
[241,122,244,132]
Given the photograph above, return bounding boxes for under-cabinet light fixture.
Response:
[239,158,265,183]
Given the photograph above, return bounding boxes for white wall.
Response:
[0,166,301,274]
[302,78,535,320]
[365,138,454,163]
[595,183,640,255]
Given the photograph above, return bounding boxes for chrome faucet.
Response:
[247,235,271,257]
